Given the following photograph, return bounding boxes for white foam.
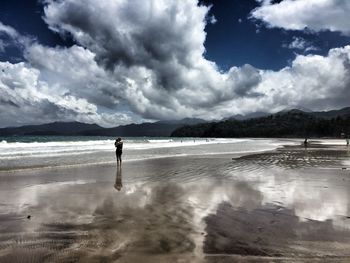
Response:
[0,138,252,159]
[147,139,174,143]
[0,140,113,159]
[316,139,349,145]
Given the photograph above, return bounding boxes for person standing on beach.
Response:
[303,138,308,147]
[346,137,349,147]
[115,137,123,164]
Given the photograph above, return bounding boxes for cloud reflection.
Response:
[1,146,350,261]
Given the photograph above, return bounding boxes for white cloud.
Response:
[251,0,350,35]
[25,44,122,108]
[0,22,19,39]
[256,46,350,111]
[283,37,318,52]
[0,60,136,128]
[208,15,217,24]
[0,21,34,48]
[1,0,350,128]
[199,45,350,115]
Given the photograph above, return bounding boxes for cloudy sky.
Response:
[1,0,350,128]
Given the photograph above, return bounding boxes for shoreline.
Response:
[0,139,288,173]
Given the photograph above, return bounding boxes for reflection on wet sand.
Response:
[232,145,349,170]
[1,144,350,261]
[0,183,197,262]
[114,165,123,191]
[204,201,350,259]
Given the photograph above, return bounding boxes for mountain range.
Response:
[0,118,205,137]
[171,107,350,138]
[1,107,350,137]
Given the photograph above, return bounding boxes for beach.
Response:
[1,139,350,262]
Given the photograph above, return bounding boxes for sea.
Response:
[0,136,291,171]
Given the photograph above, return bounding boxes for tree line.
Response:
[171,111,350,138]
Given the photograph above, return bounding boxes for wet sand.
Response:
[1,143,350,262]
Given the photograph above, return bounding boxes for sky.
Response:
[1,0,350,127]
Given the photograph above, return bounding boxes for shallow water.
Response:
[1,143,350,262]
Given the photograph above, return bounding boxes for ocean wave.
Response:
[0,137,260,160]
[0,138,291,171]
[147,139,173,143]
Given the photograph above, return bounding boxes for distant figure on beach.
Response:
[303,138,308,147]
[115,137,123,164]
[346,137,349,147]
[114,165,122,191]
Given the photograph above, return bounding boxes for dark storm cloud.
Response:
[228,64,262,97]
[43,0,215,96]
[0,98,19,108]
[44,0,200,70]
[41,0,270,121]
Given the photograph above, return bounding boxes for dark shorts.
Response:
[116,150,122,157]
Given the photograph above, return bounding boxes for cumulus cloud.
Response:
[1,0,350,128]
[251,0,350,35]
[41,0,263,120]
[193,45,350,116]
[256,46,350,111]
[0,61,135,127]
[25,44,122,109]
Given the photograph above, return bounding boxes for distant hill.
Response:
[311,107,350,119]
[224,107,318,121]
[0,122,102,136]
[81,118,206,137]
[171,107,350,138]
[0,118,206,137]
[224,111,269,121]
[157,118,206,125]
[274,107,350,119]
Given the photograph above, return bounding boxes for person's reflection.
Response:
[114,165,123,191]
